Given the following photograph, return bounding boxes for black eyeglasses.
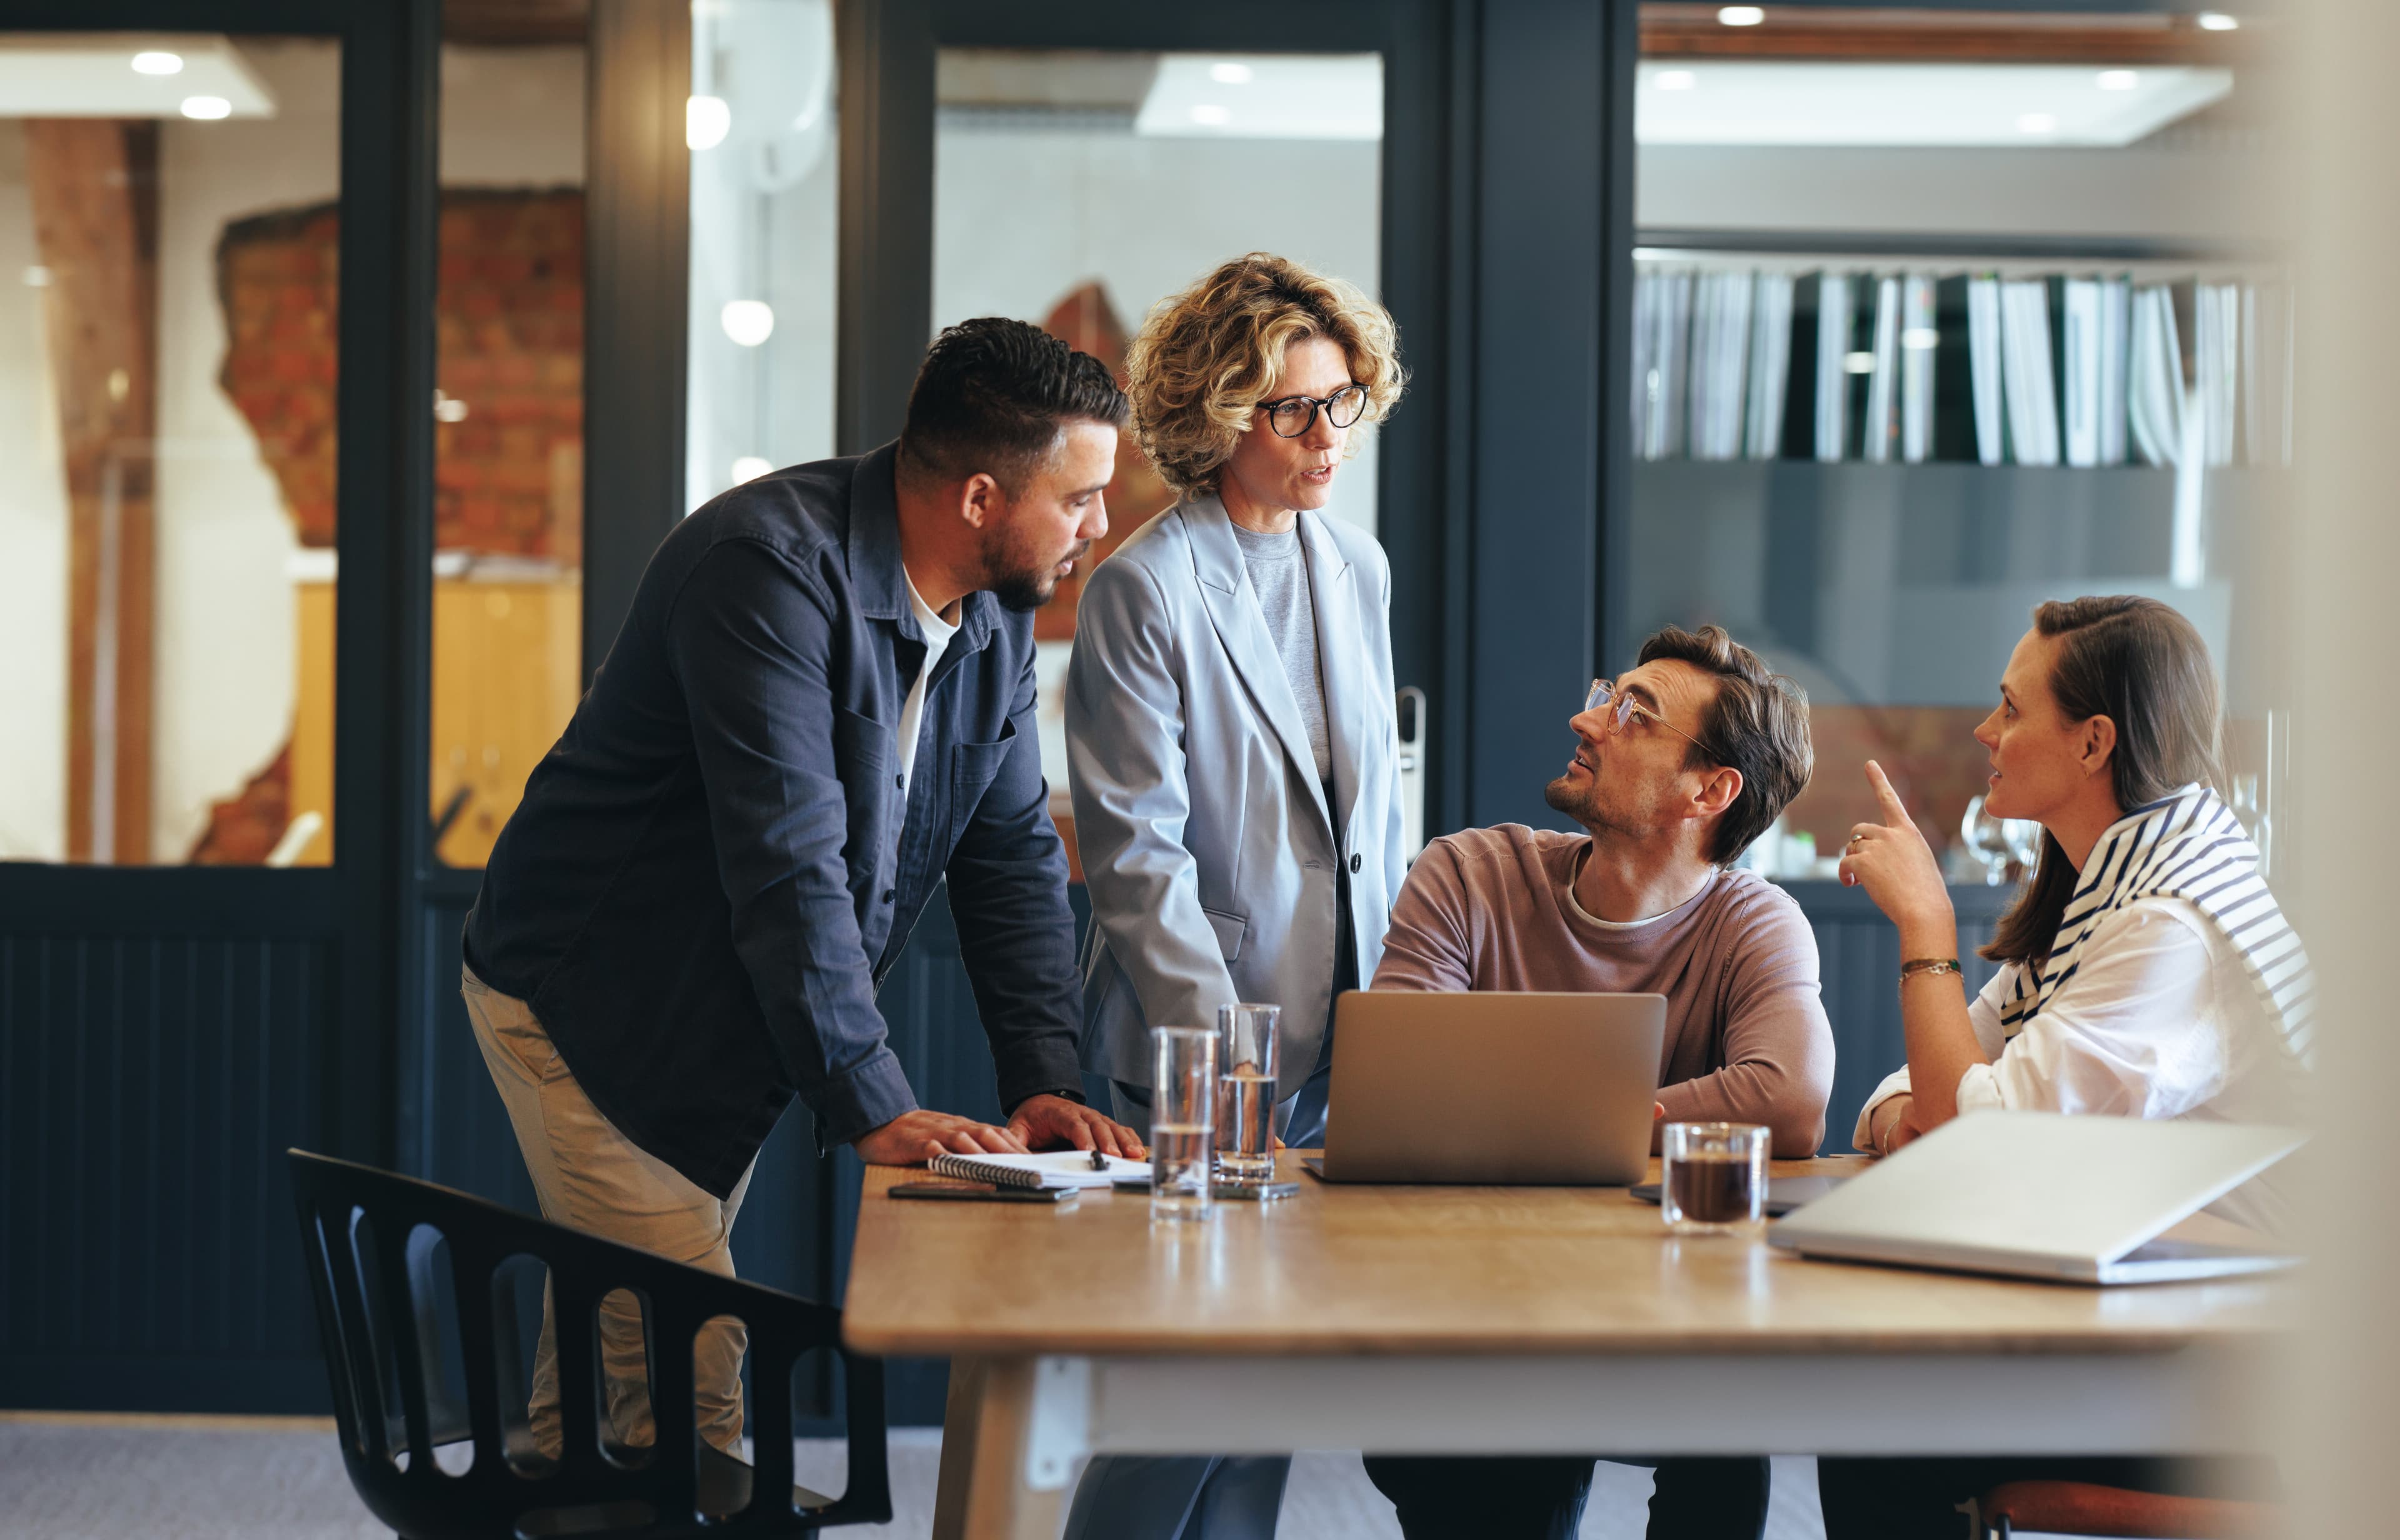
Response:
[1259,383,1368,439]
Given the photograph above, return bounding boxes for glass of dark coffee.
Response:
[1661,1122,1769,1234]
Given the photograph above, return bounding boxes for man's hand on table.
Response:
[1007,1092,1147,1159]
[853,1109,1028,1166]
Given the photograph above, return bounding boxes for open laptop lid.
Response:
[1320,991,1665,1185]
[1767,1111,2304,1274]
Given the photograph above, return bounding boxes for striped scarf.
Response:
[1998,784,2315,1067]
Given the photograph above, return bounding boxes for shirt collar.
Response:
[848,440,994,651]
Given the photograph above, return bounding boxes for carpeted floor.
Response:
[0,1415,1827,1539]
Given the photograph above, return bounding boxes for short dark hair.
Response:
[1636,624,1814,864]
[898,317,1128,486]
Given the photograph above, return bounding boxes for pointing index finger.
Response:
[1864,759,1912,827]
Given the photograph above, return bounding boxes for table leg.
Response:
[931,1356,1062,1540]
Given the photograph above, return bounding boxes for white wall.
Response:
[0,123,70,860]
[933,126,1386,538]
[1637,136,2282,244]
[149,39,343,861]
[441,46,586,187]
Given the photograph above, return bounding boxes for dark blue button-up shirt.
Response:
[464,444,1084,1198]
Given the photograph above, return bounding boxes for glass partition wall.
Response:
[931,46,1388,859]
[1619,5,2288,886]
[0,34,342,866]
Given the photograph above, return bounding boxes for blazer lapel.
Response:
[1185,496,1334,831]
[1299,511,1366,848]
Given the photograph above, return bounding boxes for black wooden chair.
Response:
[288,1149,889,1538]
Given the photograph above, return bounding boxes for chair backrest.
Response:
[288,1148,889,1539]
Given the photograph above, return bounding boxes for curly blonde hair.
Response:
[1126,252,1404,498]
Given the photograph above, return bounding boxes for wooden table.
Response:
[841,1154,2287,1540]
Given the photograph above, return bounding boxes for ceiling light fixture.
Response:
[686,95,731,151]
[1901,327,1940,351]
[1189,103,1231,126]
[179,95,231,120]
[1656,70,1698,91]
[2017,111,2059,134]
[2096,69,2139,91]
[2196,12,2239,31]
[1718,6,1766,26]
[721,299,776,348]
[131,50,183,76]
[1209,61,1253,85]
[1844,351,1875,374]
[22,265,52,288]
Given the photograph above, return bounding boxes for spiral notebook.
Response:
[925,1151,1149,1190]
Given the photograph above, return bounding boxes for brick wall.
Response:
[216,187,584,556]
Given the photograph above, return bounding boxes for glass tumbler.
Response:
[1216,1003,1281,1186]
[1149,1026,1217,1222]
[1661,1122,1769,1234]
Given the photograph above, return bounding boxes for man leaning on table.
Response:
[1361,623,1834,1540]
[459,318,1144,1464]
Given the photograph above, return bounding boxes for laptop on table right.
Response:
[1767,1111,2305,1286]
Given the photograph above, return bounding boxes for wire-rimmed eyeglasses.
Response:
[1584,678,1711,757]
[1260,382,1368,439]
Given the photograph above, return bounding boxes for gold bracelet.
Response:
[1899,956,1961,985]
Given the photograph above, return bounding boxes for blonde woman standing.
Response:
[1062,253,1409,1540]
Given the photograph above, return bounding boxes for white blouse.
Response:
[1855,896,2304,1232]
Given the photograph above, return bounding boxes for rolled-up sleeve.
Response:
[666,541,917,1146]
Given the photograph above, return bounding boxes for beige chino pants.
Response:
[462,965,754,1457]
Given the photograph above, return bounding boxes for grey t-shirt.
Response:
[1229,519,1334,786]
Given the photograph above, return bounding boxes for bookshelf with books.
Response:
[1616,235,2293,884]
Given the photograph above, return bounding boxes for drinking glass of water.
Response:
[1150,1026,1217,1222]
[1216,1003,1281,1186]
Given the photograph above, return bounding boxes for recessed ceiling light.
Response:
[179,96,231,120]
[1718,6,1766,25]
[1901,326,1940,351]
[731,456,773,484]
[1189,103,1231,126]
[1656,70,1698,91]
[1844,351,1876,374]
[686,95,730,151]
[2017,112,2059,134]
[720,299,776,348]
[1209,61,1252,85]
[131,50,182,76]
[2097,70,2139,91]
[22,265,52,288]
[2196,12,2239,31]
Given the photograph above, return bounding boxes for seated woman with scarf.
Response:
[1818,593,2308,1539]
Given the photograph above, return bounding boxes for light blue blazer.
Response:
[1065,494,1409,1103]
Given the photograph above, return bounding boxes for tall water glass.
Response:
[1216,1003,1281,1186]
[1150,1027,1217,1222]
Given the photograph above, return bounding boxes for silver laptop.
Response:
[1303,991,1665,1185]
[1768,1111,2306,1285]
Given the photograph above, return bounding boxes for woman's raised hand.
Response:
[1836,760,1955,942]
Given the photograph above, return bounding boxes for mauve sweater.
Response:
[1371,824,1836,1156]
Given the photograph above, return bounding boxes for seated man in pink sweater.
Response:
[1363,622,1833,1540]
